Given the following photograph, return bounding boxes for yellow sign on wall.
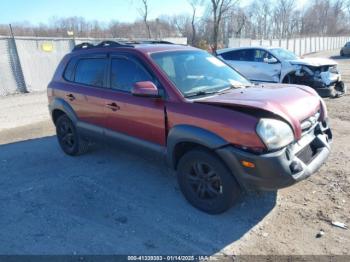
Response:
[41,42,54,52]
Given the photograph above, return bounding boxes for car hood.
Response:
[194,84,322,139]
[288,57,337,67]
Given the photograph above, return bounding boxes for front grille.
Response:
[297,143,318,164]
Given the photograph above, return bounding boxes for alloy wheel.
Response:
[187,162,222,200]
[58,120,75,150]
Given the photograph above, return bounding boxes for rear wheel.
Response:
[177,148,241,214]
[56,115,89,156]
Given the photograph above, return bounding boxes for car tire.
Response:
[56,114,89,156]
[340,50,344,57]
[177,148,241,214]
[282,74,294,84]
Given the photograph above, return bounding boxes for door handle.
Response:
[66,94,75,101]
[106,102,120,111]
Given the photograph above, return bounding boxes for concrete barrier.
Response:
[228,36,350,56]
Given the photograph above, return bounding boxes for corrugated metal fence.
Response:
[229,36,350,56]
[0,36,187,96]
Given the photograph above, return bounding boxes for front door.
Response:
[105,55,166,146]
[249,49,281,82]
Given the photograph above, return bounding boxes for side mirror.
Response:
[264,57,278,64]
[132,81,160,98]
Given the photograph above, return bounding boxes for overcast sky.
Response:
[0,0,309,25]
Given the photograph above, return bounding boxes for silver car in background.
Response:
[340,42,350,56]
[216,46,346,97]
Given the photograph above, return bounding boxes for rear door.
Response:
[104,54,166,146]
[219,49,254,79]
[61,54,109,129]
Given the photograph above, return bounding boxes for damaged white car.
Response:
[216,47,346,97]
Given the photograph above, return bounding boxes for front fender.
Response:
[166,125,229,168]
[280,62,297,82]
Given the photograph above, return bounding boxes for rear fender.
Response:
[49,98,78,124]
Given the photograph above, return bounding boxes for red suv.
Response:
[48,41,332,214]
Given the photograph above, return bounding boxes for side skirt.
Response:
[76,121,167,157]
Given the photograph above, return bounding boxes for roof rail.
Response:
[141,40,174,44]
[72,42,94,51]
[72,40,133,52]
[119,39,175,45]
[72,39,176,52]
[96,40,133,48]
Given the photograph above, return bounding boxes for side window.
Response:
[254,49,271,62]
[238,49,255,61]
[221,50,240,61]
[63,58,77,81]
[111,58,152,92]
[74,58,107,87]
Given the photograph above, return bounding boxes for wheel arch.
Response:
[282,70,296,83]
[49,98,78,125]
[167,125,229,169]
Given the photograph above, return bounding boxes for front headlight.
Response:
[256,119,294,150]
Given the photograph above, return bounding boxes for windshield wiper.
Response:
[184,83,251,98]
[184,90,219,98]
[216,84,249,93]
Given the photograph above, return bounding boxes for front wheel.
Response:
[282,74,294,84]
[340,50,344,57]
[56,115,89,156]
[177,149,241,214]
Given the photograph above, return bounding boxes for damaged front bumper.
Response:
[316,81,346,98]
[216,119,332,191]
[293,65,346,98]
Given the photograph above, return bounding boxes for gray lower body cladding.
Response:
[216,120,332,191]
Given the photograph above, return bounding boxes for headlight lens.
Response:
[256,119,294,150]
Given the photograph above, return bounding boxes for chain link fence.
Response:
[0,36,187,96]
[229,36,350,56]
[0,38,24,96]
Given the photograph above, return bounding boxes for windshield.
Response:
[270,48,298,61]
[151,50,251,97]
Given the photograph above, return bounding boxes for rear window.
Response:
[74,58,107,87]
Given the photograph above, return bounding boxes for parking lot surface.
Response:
[0,50,349,255]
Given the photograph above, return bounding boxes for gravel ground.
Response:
[0,92,50,131]
[0,50,349,256]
